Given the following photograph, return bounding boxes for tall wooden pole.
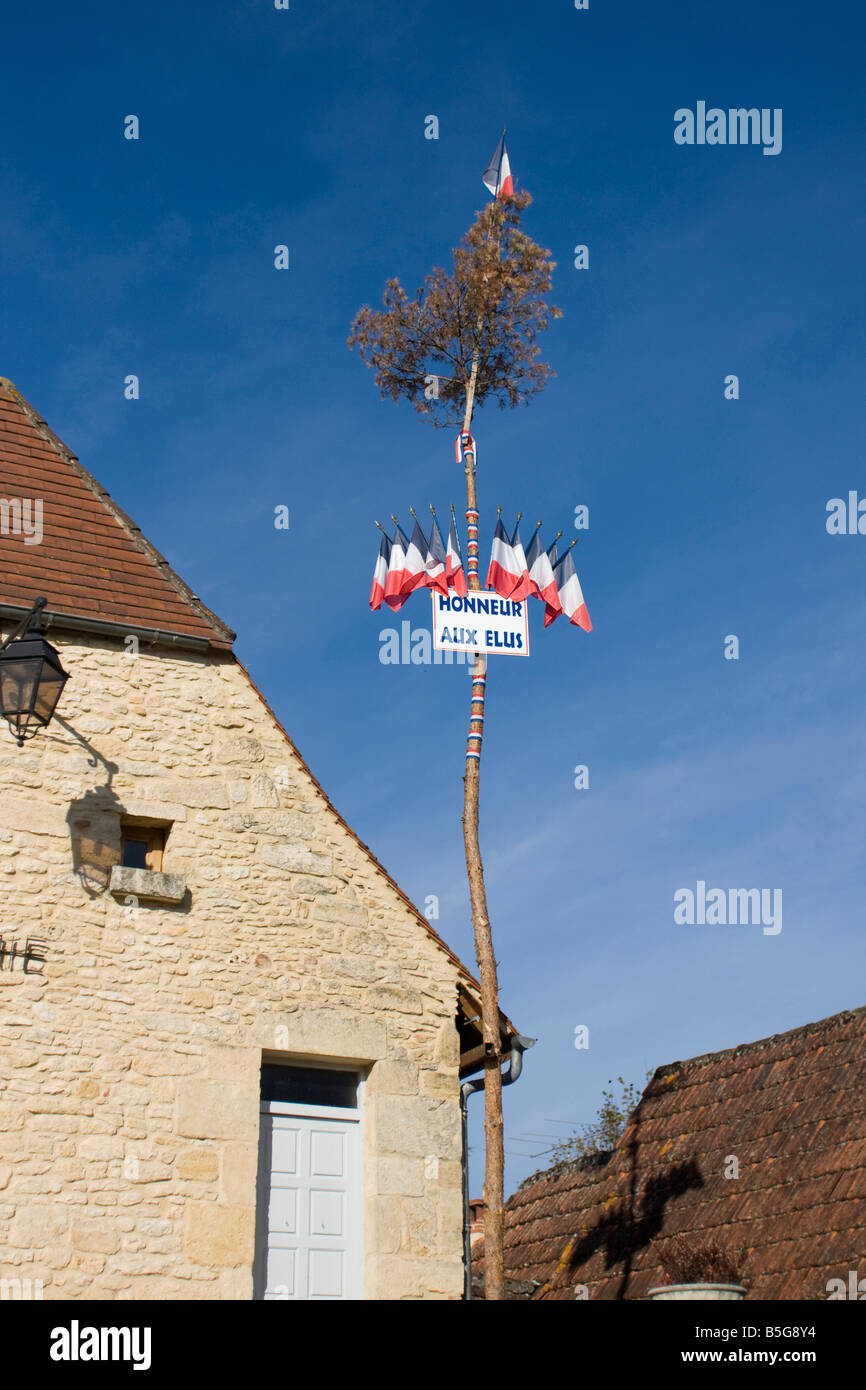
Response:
[460,360,505,1301]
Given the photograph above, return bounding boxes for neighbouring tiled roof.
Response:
[477,1006,866,1299]
[0,378,235,648]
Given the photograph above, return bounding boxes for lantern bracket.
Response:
[0,596,48,652]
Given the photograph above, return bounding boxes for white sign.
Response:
[431,591,530,656]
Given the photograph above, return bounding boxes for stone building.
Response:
[0,378,518,1300]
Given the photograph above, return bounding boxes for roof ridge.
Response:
[649,1004,866,1080]
[511,1004,866,1198]
[0,378,235,647]
[516,1149,613,1192]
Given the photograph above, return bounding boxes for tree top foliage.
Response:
[347,191,561,428]
[547,1075,647,1167]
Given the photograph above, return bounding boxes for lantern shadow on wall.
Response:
[50,718,124,897]
[67,786,126,897]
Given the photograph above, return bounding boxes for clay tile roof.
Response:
[0,378,235,648]
[477,1005,866,1299]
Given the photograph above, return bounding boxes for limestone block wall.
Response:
[0,631,465,1299]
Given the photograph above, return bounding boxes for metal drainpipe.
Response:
[461,1032,536,1300]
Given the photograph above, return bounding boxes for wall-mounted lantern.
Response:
[0,597,70,746]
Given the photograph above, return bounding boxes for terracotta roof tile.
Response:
[0,380,235,648]
[476,1005,866,1299]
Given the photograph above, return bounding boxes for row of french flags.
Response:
[487,515,591,630]
[370,513,591,632]
[370,512,468,611]
[369,134,592,631]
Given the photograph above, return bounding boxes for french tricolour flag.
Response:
[482,133,514,200]
[541,539,564,626]
[486,516,521,597]
[526,528,560,614]
[403,518,430,596]
[550,545,592,631]
[384,523,411,610]
[425,515,448,596]
[509,519,531,601]
[369,530,391,611]
[446,514,468,596]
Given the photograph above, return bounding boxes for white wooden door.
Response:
[255,1102,363,1300]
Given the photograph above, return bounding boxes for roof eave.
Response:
[0,378,236,649]
[0,602,231,653]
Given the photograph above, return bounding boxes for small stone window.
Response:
[121,824,166,872]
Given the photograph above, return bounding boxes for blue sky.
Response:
[2,1,865,1194]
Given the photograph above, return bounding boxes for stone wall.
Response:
[0,631,465,1299]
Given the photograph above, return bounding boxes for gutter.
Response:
[461,1032,535,1301]
[0,603,216,654]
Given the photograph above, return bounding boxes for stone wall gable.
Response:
[205,657,463,1027]
[232,656,478,993]
[0,632,464,1038]
[67,640,465,1034]
[0,380,481,1300]
[0,630,467,1299]
[0,376,480,1007]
